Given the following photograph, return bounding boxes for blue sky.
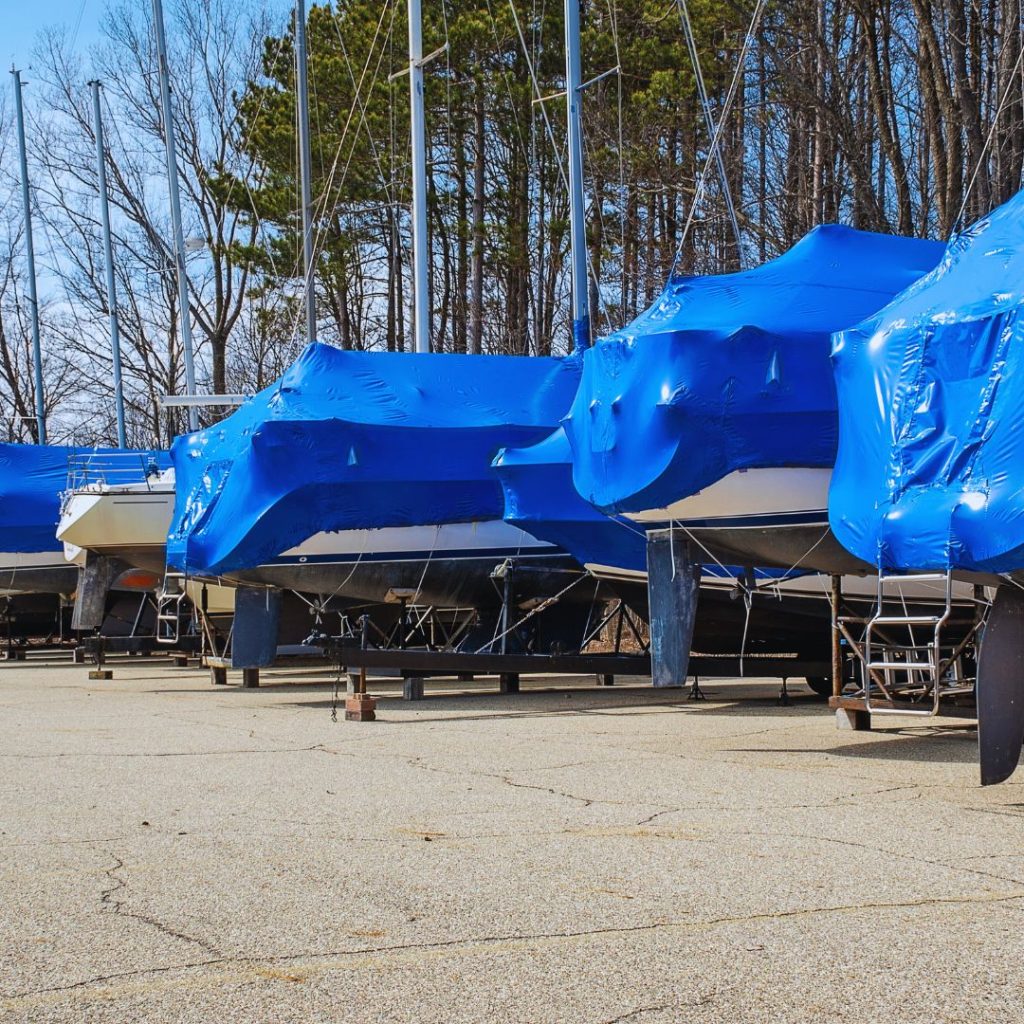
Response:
[5,0,104,70]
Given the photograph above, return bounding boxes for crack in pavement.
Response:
[99,854,221,958]
[9,888,1024,1008]
[0,743,336,760]
[717,828,1024,888]
[598,1003,673,1023]
[598,995,714,1023]
[406,755,648,812]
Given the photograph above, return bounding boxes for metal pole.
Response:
[294,0,316,343]
[152,0,198,431]
[564,0,590,351]
[407,0,430,353]
[89,80,127,448]
[11,69,46,444]
[831,574,843,699]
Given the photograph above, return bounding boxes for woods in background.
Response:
[1,0,1022,445]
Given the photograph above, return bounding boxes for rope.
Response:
[473,569,590,655]
[954,36,1024,232]
[674,0,743,263]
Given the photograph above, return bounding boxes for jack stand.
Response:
[687,676,706,701]
[499,672,520,694]
[88,641,113,681]
[777,677,791,706]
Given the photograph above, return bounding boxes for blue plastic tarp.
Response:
[494,426,647,573]
[830,190,1024,573]
[0,443,165,553]
[0,444,73,553]
[167,344,582,576]
[563,225,945,516]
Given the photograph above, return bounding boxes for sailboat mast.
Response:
[295,0,316,343]
[152,0,199,432]
[89,80,127,448]
[564,0,590,352]
[10,69,47,444]
[407,0,430,353]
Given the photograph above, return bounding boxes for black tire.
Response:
[805,676,832,699]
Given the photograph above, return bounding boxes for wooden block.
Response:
[499,672,520,694]
[88,669,113,681]
[210,666,228,686]
[835,707,872,731]
[241,668,260,689]
[345,695,377,721]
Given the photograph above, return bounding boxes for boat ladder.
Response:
[156,573,189,645]
[863,570,972,715]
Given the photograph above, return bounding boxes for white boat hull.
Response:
[0,551,79,597]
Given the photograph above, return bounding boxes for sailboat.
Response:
[495,226,960,655]
[55,0,213,624]
[829,189,1024,784]
[557,224,944,574]
[158,0,615,651]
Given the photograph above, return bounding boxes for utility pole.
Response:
[564,1,590,352]
[407,0,430,353]
[295,0,316,343]
[152,0,198,431]
[89,80,127,448]
[11,69,47,444]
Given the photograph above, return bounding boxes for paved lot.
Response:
[0,657,1022,1023]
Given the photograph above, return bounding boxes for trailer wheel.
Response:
[805,676,832,699]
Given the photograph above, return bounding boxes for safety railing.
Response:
[65,450,171,493]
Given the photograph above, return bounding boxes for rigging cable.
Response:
[674,0,743,265]
[673,0,766,273]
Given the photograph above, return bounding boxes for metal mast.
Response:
[295,0,316,343]
[11,69,47,444]
[152,0,198,431]
[564,1,590,351]
[407,0,430,353]
[89,80,127,448]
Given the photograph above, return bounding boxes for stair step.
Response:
[869,661,935,671]
[872,615,944,625]
[878,573,948,584]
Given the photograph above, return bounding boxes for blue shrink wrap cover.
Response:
[563,226,944,516]
[830,191,1024,573]
[167,344,582,576]
[494,426,646,573]
[0,443,164,553]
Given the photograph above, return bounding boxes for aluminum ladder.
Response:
[863,570,959,715]
[155,573,189,645]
